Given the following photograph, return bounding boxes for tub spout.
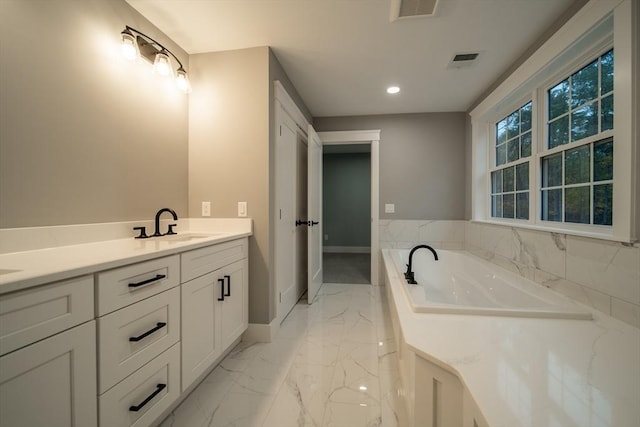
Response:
[404,244,438,284]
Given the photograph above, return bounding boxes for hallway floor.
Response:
[323,253,371,284]
[158,283,406,427]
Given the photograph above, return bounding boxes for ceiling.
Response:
[125,0,577,117]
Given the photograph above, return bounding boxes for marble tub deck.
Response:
[159,283,406,427]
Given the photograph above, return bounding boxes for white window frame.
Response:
[537,45,614,230]
[470,0,637,243]
[488,97,536,223]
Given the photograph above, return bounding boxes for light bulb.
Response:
[153,51,172,77]
[121,32,138,61]
[175,68,191,93]
[386,86,400,94]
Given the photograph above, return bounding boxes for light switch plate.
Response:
[385,203,395,213]
[202,201,211,217]
[238,201,247,217]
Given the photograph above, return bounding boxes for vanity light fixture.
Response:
[386,86,400,94]
[120,26,191,93]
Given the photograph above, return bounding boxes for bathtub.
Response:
[385,248,592,320]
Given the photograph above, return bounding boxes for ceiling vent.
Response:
[390,0,439,21]
[447,52,481,69]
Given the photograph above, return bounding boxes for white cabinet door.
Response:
[220,259,248,350]
[181,272,222,391]
[0,321,97,427]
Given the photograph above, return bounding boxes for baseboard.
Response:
[243,319,280,343]
[323,246,371,254]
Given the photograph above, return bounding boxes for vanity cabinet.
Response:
[0,276,97,427]
[0,233,250,427]
[181,238,248,391]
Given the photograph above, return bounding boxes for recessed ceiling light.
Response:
[386,86,400,94]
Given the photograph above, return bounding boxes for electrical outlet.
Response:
[238,201,247,217]
[202,201,211,217]
[385,203,395,213]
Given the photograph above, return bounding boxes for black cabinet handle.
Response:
[308,220,319,226]
[217,278,225,301]
[224,275,231,297]
[128,274,166,288]
[295,220,308,226]
[128,383,166,412]
[129,322,167,342]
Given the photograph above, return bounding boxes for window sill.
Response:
[469,219,636,244]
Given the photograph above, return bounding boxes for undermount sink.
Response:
[156,233,224,242]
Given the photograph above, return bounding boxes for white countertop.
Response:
[382,249,640,427]
[0,219,252,295]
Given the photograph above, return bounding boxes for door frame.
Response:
[318,130,381,286]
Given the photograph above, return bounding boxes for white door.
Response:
[275,104,298,322]
[307,125,323,304]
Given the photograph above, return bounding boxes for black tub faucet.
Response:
[153,208,178,237]
[404,244,438,284]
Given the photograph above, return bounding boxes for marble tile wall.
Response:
[465,222,640,329]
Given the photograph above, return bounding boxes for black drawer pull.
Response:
[224,275,231,297]
[128,383,166,412]
[129,322,167,342]
[217,278,225,301]
[128,274,166,288]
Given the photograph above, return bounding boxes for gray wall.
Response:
[314,113,467,220]
[323,152,371,247]
[0,0,188,228]
[189,47,271,325]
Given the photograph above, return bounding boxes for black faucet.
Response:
[404,244,438,284]
[152,208,178,237]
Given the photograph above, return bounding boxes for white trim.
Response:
[323,246,371,254]
[321,130,381,144]
[318,130,381,286]
[274,80,310,134]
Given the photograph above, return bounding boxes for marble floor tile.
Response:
[158,283,405,427]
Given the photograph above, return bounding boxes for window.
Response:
[540,50,614,225]
[491,102,531,220]
[471,2,635,242]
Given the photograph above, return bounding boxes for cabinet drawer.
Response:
[181,238,248,282]
[0,275,94,356]
[98,287,180,394]
[97,255,179,315]
[99,343,180,427]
